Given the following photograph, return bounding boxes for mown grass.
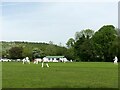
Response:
[0,62,2,89]
[2,62,118,88]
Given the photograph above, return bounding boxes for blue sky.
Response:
[1,1,118,46]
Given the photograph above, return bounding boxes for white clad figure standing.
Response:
[42,57,49,68]
[113,56,118,65]
[63,58,68,63]
[26,57,30,64]
[33,59,38,64]
[34,58,42,64]
[70,60,73,62]
[23,57,30,64]
[22,58,26,64]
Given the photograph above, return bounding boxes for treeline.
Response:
[1,41,67,60]
[66,25,120,62]
[0,25,120,62]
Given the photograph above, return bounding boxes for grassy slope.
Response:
[2,62,118,88]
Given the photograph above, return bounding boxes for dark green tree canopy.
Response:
[92,25,117,61]
[9,47,23,59]
[75,29,94,41]
[66,38,75,48]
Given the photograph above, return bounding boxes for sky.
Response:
[0,0,118,46]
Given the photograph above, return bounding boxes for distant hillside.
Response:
[0,41,68,59]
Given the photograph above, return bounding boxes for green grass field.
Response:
[2,62,118,88]
[0,63,2,89]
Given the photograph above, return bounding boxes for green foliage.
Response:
[109,28,120,60]
[66,38,75,48]
[65,48,75,60]
[9,47,23,59]
[73,29,95,61]
[32,48,41,59]
[75,29,94,41]
[74,35,86,61]
[92,25,117,62]
[22,47,33,60]
[78,40,95,61]
[1,41,68,60]
[72,25,118,62]
[1,25,119,62]
[82,29,94,39]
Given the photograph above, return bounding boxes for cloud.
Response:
[2,2,118,45]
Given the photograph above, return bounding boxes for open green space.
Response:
[2,62,118,88]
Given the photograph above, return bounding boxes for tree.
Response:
[66,38,75,48]
[109,28,120,60]
[32,48,41,59]
[75,29,94,41]
[116,28,120,59]
[78,39,96,61]
[22,45,34,60]
[92,25,117,62]
[65,48,75,60]
[83,29,94,39]
[73,29,94,61]
[75,31,84,41]
[49,41,53,45]
[74,35,86,61]
[45,44,57,56]
[9,47,23,59]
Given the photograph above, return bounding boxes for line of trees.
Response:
[1,25,119,62]
[66,25,120,62]
[1,41,67,61]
